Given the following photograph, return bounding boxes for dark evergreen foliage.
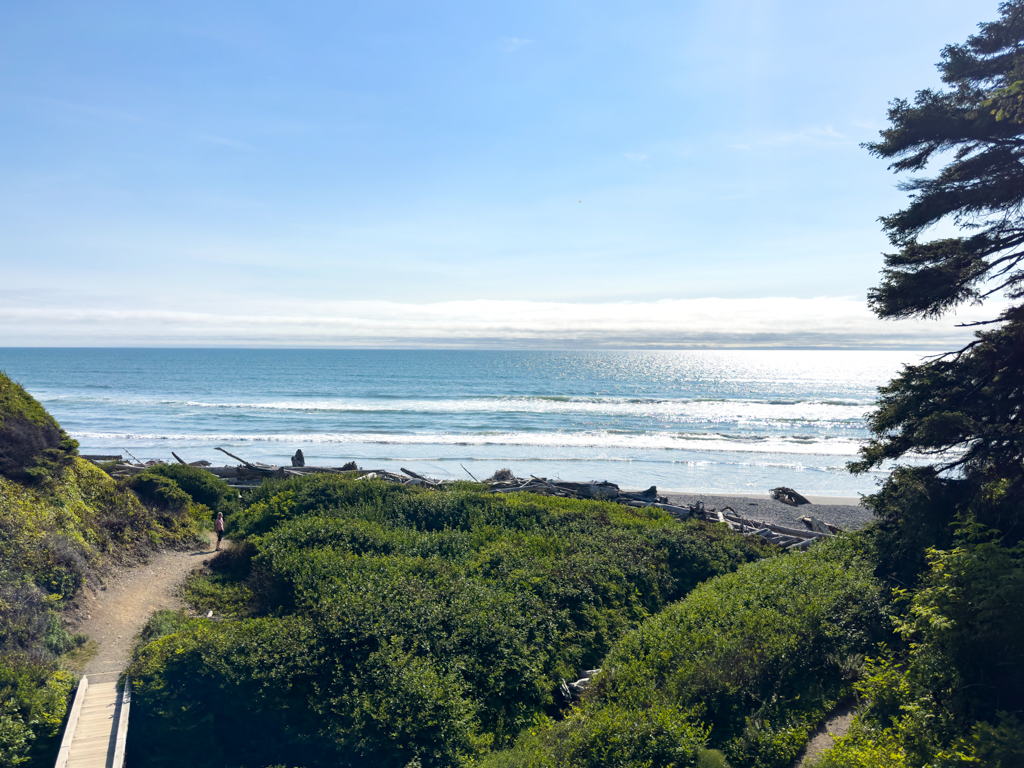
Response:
[854,0,1024,550]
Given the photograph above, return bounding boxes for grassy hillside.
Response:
[0,373,218,768]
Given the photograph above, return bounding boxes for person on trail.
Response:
[215,511,225,551]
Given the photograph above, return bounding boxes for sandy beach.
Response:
[661,491,875,531]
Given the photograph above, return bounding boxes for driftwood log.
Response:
[215,447,257,469]
[690,505,838,550]
[770,487,812,506]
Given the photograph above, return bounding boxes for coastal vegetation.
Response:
[0,372,210,767]
[0,374,78,487]
[125,474,776,767]
[483,535,887,768]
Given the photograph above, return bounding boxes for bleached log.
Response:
[203,466,238,478]
[401,468,438,485]
[764,522,827,539]
[215,447,256,468]
[808,516,832,535]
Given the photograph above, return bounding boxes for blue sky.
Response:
[0,0,1003,347]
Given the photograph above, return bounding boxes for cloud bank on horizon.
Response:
[0,297,989,349]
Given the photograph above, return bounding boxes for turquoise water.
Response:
[0,348,924,495]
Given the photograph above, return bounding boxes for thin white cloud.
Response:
[196,133,253,151]
[503,37,535,52]
[0,297,992,349]
[762,126,849,146]
[624,152,649,162]
[730,126,854,150]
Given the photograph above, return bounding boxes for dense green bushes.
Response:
[127,475,775,768]
[0,658,73,768]
[480,700,709,768]
[138,463,240,518]
[490,536,887,768]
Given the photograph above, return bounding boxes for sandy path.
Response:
[793,701,856,766]
[70,534,221,677]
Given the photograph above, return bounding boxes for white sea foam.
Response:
[69,429,866,455]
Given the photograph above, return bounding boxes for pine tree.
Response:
[852,1,1024,570]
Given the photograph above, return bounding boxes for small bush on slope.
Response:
[138,463,240,519]
[126,476,776,768]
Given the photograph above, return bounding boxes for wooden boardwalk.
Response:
[55,675,131,768]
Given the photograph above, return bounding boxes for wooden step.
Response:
[63,680,121,768]
[56,675,130,768]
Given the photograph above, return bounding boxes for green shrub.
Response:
[696,749,731,768]
[585,536,888,768]
[41,615,85,657]
[127,617,337,768]
[0,656,73,767]
[140,464,240,518]
[0,586,50,656]
[125,474,192,513]
[808,727,907,768]
[479,702,708,768]
[138,610,193,645]
[180,571,253,617]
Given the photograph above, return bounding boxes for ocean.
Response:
[0,348,924,496]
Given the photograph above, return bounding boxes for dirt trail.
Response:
[66,534,222,677]
[793,701,856,767]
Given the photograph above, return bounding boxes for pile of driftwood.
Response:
[87,450,838,552]
[96,448,459,490]
[484,470,702,517]
[685,500,839,550]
